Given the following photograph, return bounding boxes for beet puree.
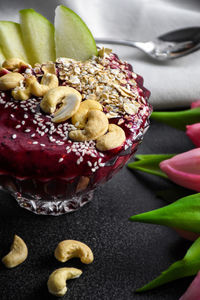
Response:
[0,52,151,214]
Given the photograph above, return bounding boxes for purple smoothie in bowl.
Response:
[0,49,151,215]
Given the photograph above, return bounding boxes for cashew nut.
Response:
[54,240,94,264]
[2,58,29,71]
[41,62,56,75]
[76,176,90,193]
[40,86,82,123]
[0,72,24,90]
[96,124,126,151]
[12,87,31,101]
[47,267,82,297]
[26,73,59,97]
[2,235,28,268]
[69,110,108,141]
[71,99,103,128]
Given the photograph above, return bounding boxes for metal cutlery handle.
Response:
[95,37,139,48]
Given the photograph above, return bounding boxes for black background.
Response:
[0,120,195,300]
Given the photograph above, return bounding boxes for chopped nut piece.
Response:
[98,47,112,58]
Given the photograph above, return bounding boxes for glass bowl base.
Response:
[13,190,94,216]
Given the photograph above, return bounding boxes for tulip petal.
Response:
[160,148,200,192]
[191,100,200,109]
[174,228,199,242]
[186,123,200,147]
[179,271,200,300]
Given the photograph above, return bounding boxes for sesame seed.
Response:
[87,161,92,167]
[16,125,21,129]
[12,134,17,139]
[33,141,38,145]
[99,162,105,167]
[58,157,64,163]
[24,114,28,119]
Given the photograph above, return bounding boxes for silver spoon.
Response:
[95,27,200,61]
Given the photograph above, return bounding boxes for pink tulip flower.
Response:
[179,271,200,300]
[186,123,200,147]
[160,148,200,192]
[191,100,200,109]
[174,228,200,241]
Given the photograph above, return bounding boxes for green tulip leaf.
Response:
[130,193,200,234]
[128,154,174,179]
[151,107,200,130]
[136,237,200,292]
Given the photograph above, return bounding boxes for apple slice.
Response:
[0,21,28,62]
[55,5,98,61]
[20,9,55,65]
[0,47,5,66]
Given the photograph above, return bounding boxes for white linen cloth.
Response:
[1,0,200,109]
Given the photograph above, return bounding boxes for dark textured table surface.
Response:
[0,120,195,300]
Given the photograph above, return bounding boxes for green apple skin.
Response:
[20,9,55,65]
[55,5,98,61]
[0,47,5,66]
[0,21,28,62]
